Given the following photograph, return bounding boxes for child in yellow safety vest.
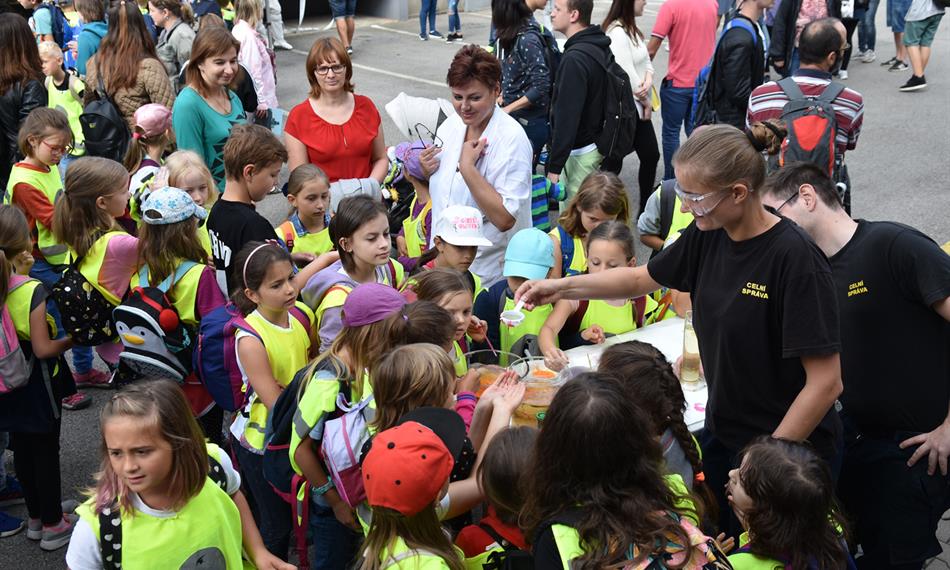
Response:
[411,204,492,301]
[277,164,333,263]
[726,438,855,570]
[65,380,290,570]
[392,141,432,272]
[302,195,406,352]
[228,241,314,559]
[37,41,85,179]
[540,221,659,370]
[125,104,173,220]
[548,171,630,278]
[161,150,218,257]
[0,205,78,551]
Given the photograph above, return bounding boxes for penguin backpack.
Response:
[113,262,198,382]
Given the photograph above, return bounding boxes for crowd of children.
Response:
[0,94,866,570]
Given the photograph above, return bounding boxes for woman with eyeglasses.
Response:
[420,45,534,285]
[284,37,388,187]
[516,123,844,537]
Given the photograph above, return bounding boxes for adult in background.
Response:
[150,0,196,92]
[73,0,108,77]
[329,0,357,55]
[173,26,248,192]
[761,163,950,570]
[492,0,553,164]
[285,38,387,185]
[603,0,660,211]
[263,0,293,50]
[0,13,46,191]
[83,0,176,130]
[856,0,881,61]
[517,125,844,537]
[898,0,944,91]
[420,45,533,285]
[546,0,611,198]
[770,0,841,75]
[647,0,718,180]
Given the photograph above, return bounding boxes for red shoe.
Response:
[61,392,92,411]
[73,368,113,388]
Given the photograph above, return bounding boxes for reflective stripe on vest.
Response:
[130,262,205,326]
[499,295,553,366]
[75,478,244,570]
[402,196,432,259]
[5,164,69,265]
[78,231,131,306]
[380,536,458,569]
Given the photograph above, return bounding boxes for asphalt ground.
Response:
[0,3,948,568]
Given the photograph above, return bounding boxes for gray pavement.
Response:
[1,3,948,568]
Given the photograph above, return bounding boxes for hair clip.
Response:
[744,128,766,153]
[694,471,706,483]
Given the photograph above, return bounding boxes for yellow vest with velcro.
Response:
[5,164,69,265]
[78,231,134,306]
[45,74,85,153]
[129,262,206,327]
[402,196,432,259]
[6,277,56,340]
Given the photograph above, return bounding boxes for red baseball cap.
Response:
[361,422,455,517]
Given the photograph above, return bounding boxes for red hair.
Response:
[446,45,501,91]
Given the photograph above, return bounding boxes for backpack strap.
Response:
[386,259,397,286]
[632,296,647,328]
[141,260,199,292]
[817,81,846,104]
[7,274,33,294]
[562,299,589,337]
[571,42,610,72]
[556,225,574,274]
[207,454,229,491]
[287,305,311,332]
[66,73,83,103]
[478,522,518,552]
[98,502,122,570]
[723,17,759,46]
[658,180,676,241]
[777,76,806,101]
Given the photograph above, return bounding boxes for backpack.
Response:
[572,43,639,168]
[35,3,74,50]
[478,523,533,570]
[80,62,131,163]
[691,18,759,130]
[528,22,562,88]
[556,226,577,277]
[193,302,311,411]
[0,276,33,395]
[50,254,117,347]
[113,262,198,383]
[97,454,230,570]
[320,392,374,507]
[776,77,846,181]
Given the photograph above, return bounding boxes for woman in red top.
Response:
[284,38,388,183]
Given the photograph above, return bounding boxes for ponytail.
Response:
[122,126,169,173]
[52,157,127,258]
[746,120,786,156]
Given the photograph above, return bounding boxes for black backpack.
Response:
[573,43,638,171]
[479,523,533,570]
[50,252,117,347]
[80,63,131,163]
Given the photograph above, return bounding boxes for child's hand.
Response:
[12,251,34,275]
[466,316,488,343]
[395,235,408,257]
[543,349,570,372]
[493,378,526,414]
[315,250,341,266]
[715,533,736,554]
[253,547,297,570]
[457,368,480,395]
[331,498,360,531]
[580,325,606,345]
[479,370,517,404]
[150,166,170,191]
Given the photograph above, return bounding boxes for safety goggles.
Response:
[673,181,733,217]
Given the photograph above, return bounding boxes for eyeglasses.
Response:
[413,123,443,149]
[315,64,346,76]
[774,190,800,213]
[673,181,732,217]
[41,140,73,155]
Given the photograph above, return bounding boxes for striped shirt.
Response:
[746,70,864,154]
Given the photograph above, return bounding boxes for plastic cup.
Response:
[510,357,565,427]
[459,349,521,396]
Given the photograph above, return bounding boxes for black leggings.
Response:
[599,118,661,213]
[842,17,860,70]
[10,421,63,526]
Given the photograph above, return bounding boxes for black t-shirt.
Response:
[207,199,277,296]
[830,220,950,435]
[648,218,841,455]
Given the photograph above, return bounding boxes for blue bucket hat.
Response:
[503,228,554,280]
[141,186,208,225]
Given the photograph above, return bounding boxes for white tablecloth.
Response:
[563,317,708,432]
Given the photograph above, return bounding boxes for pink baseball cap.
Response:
[433,205,492,247]
[132,104,173,138]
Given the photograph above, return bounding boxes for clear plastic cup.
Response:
[459,349,521,396]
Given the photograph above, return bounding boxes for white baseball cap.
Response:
[434,205,492,247]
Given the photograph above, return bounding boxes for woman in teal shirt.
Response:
[172,26,247,192]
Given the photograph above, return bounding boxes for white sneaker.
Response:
[838,70,848,80]
[861,50,876,63]
[273,39,293,50]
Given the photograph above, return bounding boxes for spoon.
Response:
[500,299,526,327]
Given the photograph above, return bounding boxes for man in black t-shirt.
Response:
[763,163,950,569]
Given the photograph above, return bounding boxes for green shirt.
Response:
[171,87,246,192]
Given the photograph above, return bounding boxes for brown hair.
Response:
[149,0,195,25]
[198,12,227,30]
[223,124,288,182]
[602,0,643,42]
[401,301,457,349]
[478,426,537,525]
[586,219,636,261]
[360,506,464,570]
[138,218,208,286]
[95,0,160,93]
[411,268,473,304]
[0,13,43,94]
[123,126,171,174]
[185,26,240,99]
[75,0,106,22]
[52,157,127,257]
[329,195,389,273]
[92,380,209,516]
[370,344,456,433]
[446,45,501,91]
[557,171,630,238]
[746,120,786,156]
[672,124,768,192]
[0,205,32,308]
[287,163,330,197]
[305,37,353,98]
[17,107,72,158]
[229,241,293,313]
[164,150,218,210]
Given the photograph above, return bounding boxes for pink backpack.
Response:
[1,276,33,394]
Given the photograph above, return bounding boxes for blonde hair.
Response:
[361,506,464,570]
[286,163,330,217]
[165,150,218,210]
[0,205,32,307]
[37,40,62,60]
[91,381,209,516]
[52,157,127,258]
[234,0,263,27]
[370,344,456,433]
[558,171,630,237]
[672,124,769,192]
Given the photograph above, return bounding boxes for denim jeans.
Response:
[514,114,549,166]
[858,0,881,51]
[448,0,461,32]
[659,79,695,180]
[309,499,362,570]
[30,259,93,374]
[419,0,437,35]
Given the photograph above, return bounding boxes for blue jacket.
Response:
[76,21,107,77]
